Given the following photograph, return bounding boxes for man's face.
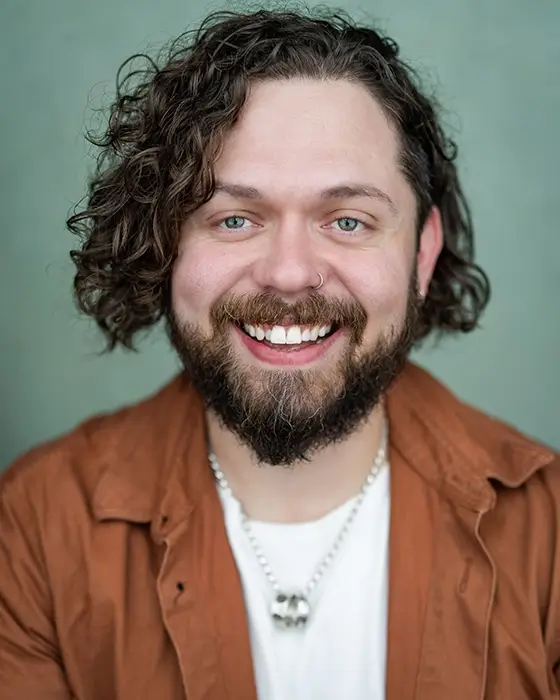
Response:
[170,79,441,465]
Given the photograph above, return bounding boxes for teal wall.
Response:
[1,0,558,468]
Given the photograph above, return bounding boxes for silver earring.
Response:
[313,272,324,290]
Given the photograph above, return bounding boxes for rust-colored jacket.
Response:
[1,364,559,700]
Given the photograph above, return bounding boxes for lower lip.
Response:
[234,326,344,366]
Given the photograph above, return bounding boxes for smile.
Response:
[234,321,343,367]
[241,323,336,346]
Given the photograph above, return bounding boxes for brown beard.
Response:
[167,280,421,466]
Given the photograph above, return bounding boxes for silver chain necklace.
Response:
[209,422,388,631]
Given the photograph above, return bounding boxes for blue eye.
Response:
[221,216,248,229]
[335,217,362,233]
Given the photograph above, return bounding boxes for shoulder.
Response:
[393,363,558,491]
[0,374,193,521]
[455,396,559,488]
[0,408,130,527]
[455,392,560,516]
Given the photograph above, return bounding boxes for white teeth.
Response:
[286,326,302,344]
[269,326,287,344]
[243,323,333,344]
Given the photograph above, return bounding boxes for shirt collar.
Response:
[386,363,555,511]
[91,373,211,535]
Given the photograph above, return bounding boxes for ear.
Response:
[417,206,443,297]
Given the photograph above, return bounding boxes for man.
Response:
[1,7,558,700]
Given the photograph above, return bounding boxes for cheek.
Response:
[342,248,413,329]
[171,242,234,322]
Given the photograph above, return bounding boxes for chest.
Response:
[221,472,390,700]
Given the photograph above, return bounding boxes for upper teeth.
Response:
[243,324,332,345]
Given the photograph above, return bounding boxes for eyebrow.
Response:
[320,184,397,215]
[213,181,397,215]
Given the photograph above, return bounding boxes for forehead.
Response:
[213,78,409,206]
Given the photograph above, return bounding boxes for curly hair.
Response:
[68,7,490,350]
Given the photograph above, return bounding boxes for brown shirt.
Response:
[1,363,559,700]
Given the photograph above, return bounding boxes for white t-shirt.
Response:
[217,464,390,700]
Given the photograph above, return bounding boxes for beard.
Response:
[167,279,421,467]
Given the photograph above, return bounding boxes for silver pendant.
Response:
[271,593,311,629]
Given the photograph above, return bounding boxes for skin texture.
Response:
[171,79,442,522]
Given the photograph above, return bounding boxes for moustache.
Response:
[210,292,368,344]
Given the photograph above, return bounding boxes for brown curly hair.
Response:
[68,7,490,350]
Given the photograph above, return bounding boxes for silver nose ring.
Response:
[313,272,324,290]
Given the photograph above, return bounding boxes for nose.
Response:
[252,219,320,295]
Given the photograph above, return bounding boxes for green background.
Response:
[1,0,558,469]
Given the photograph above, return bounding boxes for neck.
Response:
[206,404,386,523]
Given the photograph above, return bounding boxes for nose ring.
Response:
[313,272,324,290]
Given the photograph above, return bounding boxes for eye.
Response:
[219,215,251,230]
[331,217,368,234]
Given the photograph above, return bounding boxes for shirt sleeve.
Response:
[0,469,73,699]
